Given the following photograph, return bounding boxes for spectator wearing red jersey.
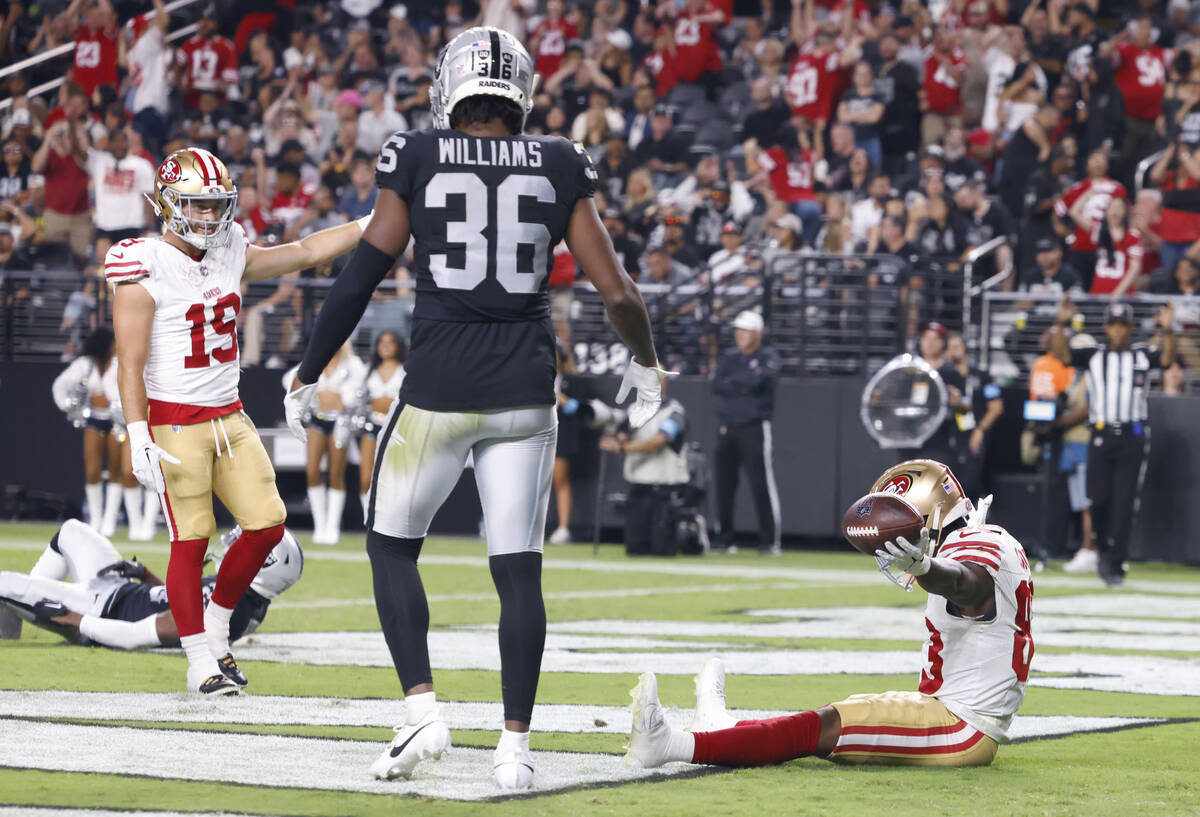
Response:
[666,0,725,88]
[786,0,860,133]
[641,26,679,98]
[31,107,91,263]
[175,5,238,110]
[1148,143,1200,279]
[921,27,969,147]
[67,0,119,98]
[1103,14,1168,163]
[269,164,316,229]
[530,0,579,79]
[120,0,170,155]
[1090,198,1144,298]
[1054,149,1127,290]
[747,127,823,246]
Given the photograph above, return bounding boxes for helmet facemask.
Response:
[153,186,238,250]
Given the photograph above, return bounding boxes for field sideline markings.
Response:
[273,581,803,609]
[0,810,259,817]
[0,720,701,802]
[0,691,1168,745]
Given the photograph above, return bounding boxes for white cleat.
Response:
[370,711,452,780]
[625,672,678,769]
[1063,548,1098,574]
[689,657,737,732]
[493,745,535,791]
[186,662,240,696]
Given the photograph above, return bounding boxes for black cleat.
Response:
[217,652,248,687]
[198,673,241,696]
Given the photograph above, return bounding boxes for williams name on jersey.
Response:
[375,128,597,412]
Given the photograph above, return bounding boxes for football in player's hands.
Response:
[841,492,925,556]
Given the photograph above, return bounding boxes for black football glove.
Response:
[98,558,148,582]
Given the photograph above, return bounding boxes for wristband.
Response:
[127,420,150,447]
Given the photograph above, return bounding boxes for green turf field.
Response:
[0,521,1197,817]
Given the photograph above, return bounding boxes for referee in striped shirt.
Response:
[1050,299,1176,586]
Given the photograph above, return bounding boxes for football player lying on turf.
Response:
[0,519,301,654]
[626,459,1034,768]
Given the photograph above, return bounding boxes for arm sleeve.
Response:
[78,613,162,650]
[295,240,396,385]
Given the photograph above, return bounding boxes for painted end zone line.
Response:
[0,720,698,802]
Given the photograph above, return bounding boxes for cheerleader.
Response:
[284,343,367,544]
[356,330,406,520]
[51,329,142,537]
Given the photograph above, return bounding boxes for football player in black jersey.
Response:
[283,27,668,790]
[0,519,301,659]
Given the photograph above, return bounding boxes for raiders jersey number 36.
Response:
[375,129,597,412]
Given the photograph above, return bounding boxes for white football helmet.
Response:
[431,26,537,131]
[214,526,304,600]
[147,147,238,250]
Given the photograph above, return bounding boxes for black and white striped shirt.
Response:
[1069,344,1164,425]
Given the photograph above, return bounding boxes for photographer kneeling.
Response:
[600,386,694,557]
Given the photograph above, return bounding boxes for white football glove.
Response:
[284,381,318,443]
[126,421,181,494]
[616,359,675,429]
[875,527,932,577]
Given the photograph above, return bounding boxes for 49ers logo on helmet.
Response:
[159,157,182,183]
[882,475,912,495]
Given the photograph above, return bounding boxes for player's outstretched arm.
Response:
[243,214,371,282]
[566,197,658,368]
[284,190,409,440]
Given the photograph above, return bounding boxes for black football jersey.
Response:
[105,577,270,644]
[376,128,598,411]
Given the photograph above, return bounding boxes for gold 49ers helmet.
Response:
[147,147,238,250]
[871,459,973,555]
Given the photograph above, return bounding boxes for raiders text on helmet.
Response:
[871,459,972,553]
[431,27,537,131]
[148,147,238,250]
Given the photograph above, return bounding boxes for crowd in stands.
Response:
[2,0,1199,371]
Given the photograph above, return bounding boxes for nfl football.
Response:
[841,492,925,556]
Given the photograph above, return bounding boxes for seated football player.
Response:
[626,459,1034,769]
[0,519,302,654]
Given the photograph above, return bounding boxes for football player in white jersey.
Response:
[108,146,368,696]
[627,459,1034,769]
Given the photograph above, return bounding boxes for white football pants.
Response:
[367,403,557,556]
[0,520,127,619]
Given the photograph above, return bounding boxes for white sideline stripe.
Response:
[0,720,694,801]
[4,536,1200,594]
[272,581,801,609]
[231,631,1200,696]
[0,691,1160,745]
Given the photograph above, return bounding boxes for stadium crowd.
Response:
[1,0,1198,369]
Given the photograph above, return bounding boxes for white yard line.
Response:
[0,690,1162,744]
[0,720,695,801]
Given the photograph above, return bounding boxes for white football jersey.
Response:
[920,522,1033,742]
[104,224,249,408]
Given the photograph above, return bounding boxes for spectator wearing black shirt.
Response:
[742,77,790,148]
[624,85,657,152]
[838,62,887,170]
[873,33,921,175]
[955,178,1015,287]
[1023,3,1067,89]
[942,126,988,192]
[0,135,35,205]
[915,192,970,261]
[915,321,961,469]
[998,103,1059,224]
[1023,142,1077,249]
[633,105,689,178]
[1021,237,1083,298]
[596,130,636,202]
[824,124,858,189]
[945,332,1004,500]
[602,207,643,279]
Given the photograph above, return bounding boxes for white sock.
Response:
[101,483,124,533]
[360,492,370,521]
[307,485,327,539]
[497,728,531,753]
[84,483,104,529]
[123,488,143,532]
[405,690,439,724]
[326,489,346,541]
[181,633,215,671]
[667,730,696,763]
[204,601,234,658]
[30,546,68,580]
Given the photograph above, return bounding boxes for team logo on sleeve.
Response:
[159,157,182,183]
